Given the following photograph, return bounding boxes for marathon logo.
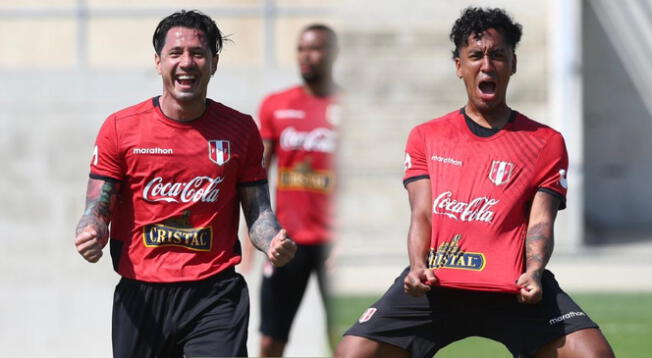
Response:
[143,224,212,251]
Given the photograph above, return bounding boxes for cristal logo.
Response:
[432,191,499,223]
[143,176,224,203]
[280,127,336,153]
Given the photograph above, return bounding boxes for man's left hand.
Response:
[516,270,543,304]
[267,229,297,267]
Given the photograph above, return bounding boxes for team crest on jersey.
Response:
[358,308,377,323]
[208,140,230,166]
[489,160,514,186]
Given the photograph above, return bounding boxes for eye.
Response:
[469,52,483,60]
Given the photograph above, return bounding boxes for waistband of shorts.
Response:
[119,267,237,287]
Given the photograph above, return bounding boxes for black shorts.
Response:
[260,242,331,341]
[344,267,599,358]
[112,267,249,358]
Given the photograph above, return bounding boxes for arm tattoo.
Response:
[240,184,281,254]
[76,179,119,239]
[525,222,554,276]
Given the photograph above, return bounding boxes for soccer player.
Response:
[73,10,297,358]
[255,24,340,357]
[335,7,615,358]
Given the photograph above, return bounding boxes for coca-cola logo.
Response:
[280,127,336,153]
[143,176,224,203]
[432,191,499,223]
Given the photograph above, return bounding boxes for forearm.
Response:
[407,214,431,270]
[76,179,118,238]
[524,221,554,278]
[248,209,282,254]
[240,183,281,254]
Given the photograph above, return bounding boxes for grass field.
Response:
[332,293,652,357]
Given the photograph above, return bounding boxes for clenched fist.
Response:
[267,229,297,267]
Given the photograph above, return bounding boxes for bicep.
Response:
[407,178,432,223]
[528,191,560,228]
[83,178,120,214]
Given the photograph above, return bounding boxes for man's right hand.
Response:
[403,267,437,297]
[74,225,106,263]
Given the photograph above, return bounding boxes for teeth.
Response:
[177,75,195,80]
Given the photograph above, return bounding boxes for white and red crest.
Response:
[489,160,514,186]
[208,140,230,166]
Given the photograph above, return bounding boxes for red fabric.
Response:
[258,86,338,245]
[403,110,568,293]
[91,98,266,282]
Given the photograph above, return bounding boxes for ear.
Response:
[511,53,517,75]
[455,56,462,78]
[155,53,162,75]
[211,55,219,75]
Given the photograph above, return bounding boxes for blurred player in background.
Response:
[245,24,340,357]
[74,9,296,358]
[335,7,614,358]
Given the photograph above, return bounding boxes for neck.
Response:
[303,76,336,97]
[159,93,206,121]
[464,102,511,129]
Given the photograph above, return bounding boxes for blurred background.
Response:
[1,0,651,356]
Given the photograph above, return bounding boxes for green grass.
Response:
[332,292,652,357]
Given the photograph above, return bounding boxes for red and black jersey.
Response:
[258,86,339,245]
[90,97,267,283]
[403,109,568,293]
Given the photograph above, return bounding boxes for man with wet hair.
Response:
[74,9,296,357]
[335,7,614,358]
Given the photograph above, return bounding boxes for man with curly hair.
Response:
[334,7,614,358]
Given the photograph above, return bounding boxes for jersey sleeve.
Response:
[403,125,430,187]
[90,114,124,181]
[533,132,569,209]
[257,95,276,141]
[238,116,268,185]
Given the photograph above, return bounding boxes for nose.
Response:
[180,51,194,68]
[480,55,493,72]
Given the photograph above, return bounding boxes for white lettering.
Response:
[133,147,174,155]
[431,155,463,166]
[143,176,224,203]
[432,191,499,223]
[280,127,336,153]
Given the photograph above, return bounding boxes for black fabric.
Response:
[89,173,121,183]
[461,107,516,137]
[109,240,123,272]
[538,187,567,210]
[112,268,249,358]
[403,175,430,188]
[259,243,331,341]
[344,267,599,358]
[237,179,268,187]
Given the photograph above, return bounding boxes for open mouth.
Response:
[176,74,197,88]
[478,80,496,95]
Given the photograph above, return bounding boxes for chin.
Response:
[173,91,201,102]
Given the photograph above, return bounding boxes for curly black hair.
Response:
[449,7,522,59]
[153,10,223,56]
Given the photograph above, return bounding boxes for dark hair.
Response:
[449,7,522,59]
[302,23,338,50]
[153,10,223,56]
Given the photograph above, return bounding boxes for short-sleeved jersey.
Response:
[403,109,569,293]
[90,97,267,283]
[258,86,339,245]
